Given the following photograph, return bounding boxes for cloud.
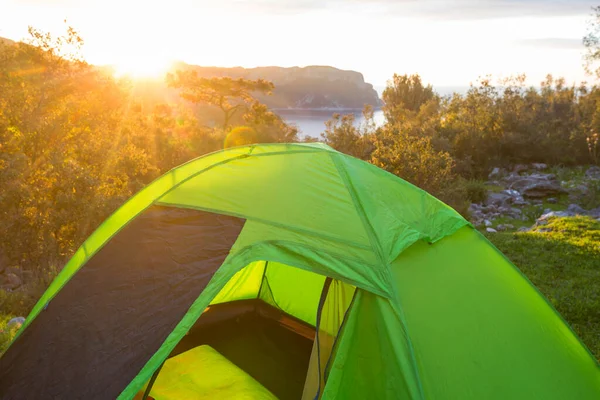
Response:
[230,0,597,19]
[517,38,584,49]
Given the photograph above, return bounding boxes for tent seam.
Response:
[155,202,372,251]
[328,152,426,400]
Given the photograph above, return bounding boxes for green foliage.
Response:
[0,314,18,356]
[166,70,274,131]
[463,179,488,204]
[581,179,600,209]
[321,106,375,160]
[0,26,297,276]
[486,217,600,360]
[382,74,435,124]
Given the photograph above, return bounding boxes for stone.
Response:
[513,164,529,174]
[567,204,587,215]
[517,227,530,232]
[496,224,514,231]
[486,227,498,233]
[585,165,600,180]
[537,227,553,233]
[488,167,502,179]
[484,219,492,227]
[547,197,558,204]
[485,192,511,207]
[537,210,574,222]
[590,207,600,218]
[6,316,25,330]
[522,182,567,198]
[0,272,21,290]
[532,163,548,170]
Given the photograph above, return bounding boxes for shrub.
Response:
[463,179,488,204]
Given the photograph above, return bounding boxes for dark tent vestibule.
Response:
[1,143,598,400]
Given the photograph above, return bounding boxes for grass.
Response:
[486,216,600,360]
[0,314,18,355]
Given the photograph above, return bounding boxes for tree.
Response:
[321,106,376,160]
[382,74,435,124]
[166,70,274,131]
[584,6,600,78]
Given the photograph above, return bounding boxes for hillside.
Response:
[173,63,382,110]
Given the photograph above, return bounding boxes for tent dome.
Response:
[1,143,598,399]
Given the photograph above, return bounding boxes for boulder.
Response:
[495,224,514,231]
[486,227,498,233]
[517,227,530,232]
[485,192,511,207]
[567,204,587,215]
[513,164,529,174]
[488,167,502,179]
[522,182,567,198]
[585,165,600,180]
[537,210,574,223]
[547,197,558,204]
[484,219,492,227]
[531,163,548,170]
[6,317,25,330]
[0,272,21,290]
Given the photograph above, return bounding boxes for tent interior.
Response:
[137,260,356,400]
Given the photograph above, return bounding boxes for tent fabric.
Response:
[0,206,245,399]
[2,143,599,400]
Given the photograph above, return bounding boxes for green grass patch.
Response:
[486,216,600,360]
[0,314,18,355]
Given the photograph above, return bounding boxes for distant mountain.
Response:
[174,63,382,110]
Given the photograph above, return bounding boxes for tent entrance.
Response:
[170,299,315,399]
[139,261,357,400]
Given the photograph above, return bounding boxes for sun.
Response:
[112,55,173,79]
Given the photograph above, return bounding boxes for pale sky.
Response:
[0,0,597,87]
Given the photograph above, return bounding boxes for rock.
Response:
[484,219,492,227]
[486,192,511,207]
[567,204,587,215]
[532,163,548,170]
[522,182,567,198]
[486,228,498,233]
[517,227,530,232]
[585,166,600,180]
[547,197,558,204]
[507,174,556,192]
[537,210,574,222]
[590,207,600,218]
[495,224,514,231]
[6,317,25,330]
[537,227,553,233]
[0,272,21,290]
[488,167,502,179]
[513,164,529,174]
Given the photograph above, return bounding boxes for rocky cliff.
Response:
[176,63,382,110]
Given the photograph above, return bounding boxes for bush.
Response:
[581,180,600,209]
[463,179,488,204]
[0,314,19,355]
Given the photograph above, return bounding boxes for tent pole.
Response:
[141,360,166,400]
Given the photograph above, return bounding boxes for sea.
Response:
[277,109,386,139]
[278,85,469,139]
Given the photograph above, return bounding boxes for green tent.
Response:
[1,143,598,399]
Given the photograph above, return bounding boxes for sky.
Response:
[0,0,597,87]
